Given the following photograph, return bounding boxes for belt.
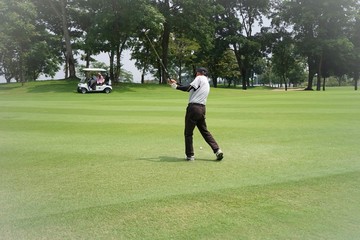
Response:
[188,103,205,106]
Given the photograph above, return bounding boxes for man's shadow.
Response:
[137,156,215,162]
[137,156,181,162]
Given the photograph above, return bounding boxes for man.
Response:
[88,75,97,90]
[169,67,223,161]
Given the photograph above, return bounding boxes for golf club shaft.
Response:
[144,32,171,81]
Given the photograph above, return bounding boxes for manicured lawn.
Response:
[1,81,359,239]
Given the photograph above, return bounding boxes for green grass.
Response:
[1,80,359,239]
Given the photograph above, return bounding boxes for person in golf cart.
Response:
[96,72,105,85]
[88,74,97,90]
[87,72,105,89]
[77,68,112,94]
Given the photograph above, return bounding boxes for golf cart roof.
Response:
[82,68,107,72]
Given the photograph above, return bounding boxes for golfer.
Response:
[169,67,223,161]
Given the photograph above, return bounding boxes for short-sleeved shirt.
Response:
[189,75,210,105]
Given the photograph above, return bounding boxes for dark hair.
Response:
[196,67,208,76]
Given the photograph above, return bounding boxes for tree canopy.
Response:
[0,0,359,90]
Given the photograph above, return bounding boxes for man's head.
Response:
[196,67,208,76]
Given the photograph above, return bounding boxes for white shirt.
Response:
[189,75,210,105]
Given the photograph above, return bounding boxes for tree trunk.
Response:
[85,51,90,68]
[354,71,359,90]
[109,49,114,82]
[241,68,247,90]
[306,73,315,91]
[60,0,76,78]
[322,77,326,91]
[243,59,250,89]
[115,44,121,83]
[157,61,162,84]
[305,57,316,90]
[116,40,127,83]
[316,54,322,91]
[212,75,218,88]
[233,44,246,90]
[283,76,288,91]
[64,52,68,78]
[178,61,182,83]
[19,46,25,86]
[316,73,321,91]
[141,68,145,84]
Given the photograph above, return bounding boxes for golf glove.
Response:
[171,83,177,89]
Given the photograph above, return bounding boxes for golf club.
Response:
[143,29,172,81]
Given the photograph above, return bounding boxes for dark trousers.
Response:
[184,103,219,157]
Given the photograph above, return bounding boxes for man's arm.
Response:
[169,79,194,92]
[176,84,194,92]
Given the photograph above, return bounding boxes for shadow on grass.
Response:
[0,85,23,91]
[26,80,79,93]
[115,83,168,93]
[138,156,216,163]
[216,85,276,90]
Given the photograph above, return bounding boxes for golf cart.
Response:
[77,68,112,94]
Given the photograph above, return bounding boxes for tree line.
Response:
[0,0,359,90]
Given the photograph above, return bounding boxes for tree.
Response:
[0,0,36,83]
[320,38,354,90]
[25,38,62,81]
[149,0,217,84]
[217,49,241,87]
[202,0,238,87]
[70,0,103,68]
[348,8,360,90]
[0,0,61,83]
[79,0,129,83]
[128,2,165,83]
[31,0,79,79]
[221,0,270,89]
[271,31,304,91]
[88,0,164,83]
[169,36,200,83]
[277,0,359,90]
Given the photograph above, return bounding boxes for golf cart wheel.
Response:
[104,88,111,94]
[81,88,87,94]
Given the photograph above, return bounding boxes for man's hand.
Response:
[167,79,177,85]
[168,79,178,89]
